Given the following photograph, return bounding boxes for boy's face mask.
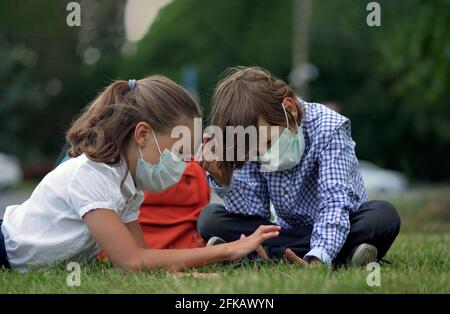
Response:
[135,130,187,192]
[258,104,305,172]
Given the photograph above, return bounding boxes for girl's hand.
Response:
[196,133,228,186]
[240,234,269,260]
[225,225,281,261]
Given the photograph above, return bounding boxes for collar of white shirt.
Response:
[114,158,140,200]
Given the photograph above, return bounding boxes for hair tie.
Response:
[128,79,137,90]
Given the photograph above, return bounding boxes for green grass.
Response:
[1,187,449,293]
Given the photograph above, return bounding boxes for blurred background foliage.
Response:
[0,0,449,181]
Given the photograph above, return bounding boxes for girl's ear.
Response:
[282,97,299,125]
[134,122,151,147]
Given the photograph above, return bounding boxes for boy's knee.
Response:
[197,203,226,240]
[373,200,401,235]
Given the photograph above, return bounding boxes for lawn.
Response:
[1,187,449,293]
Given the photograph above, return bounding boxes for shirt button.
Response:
[283,189,288,195]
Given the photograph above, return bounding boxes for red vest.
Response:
[138,161,209,249]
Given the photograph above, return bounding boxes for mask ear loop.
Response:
[151,129,162,155]
[281,104,290,129]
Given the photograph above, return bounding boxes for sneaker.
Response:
[206,236,227,247]
[348,243,378,267]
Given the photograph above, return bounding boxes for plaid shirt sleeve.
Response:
[304,120,357,266]
[207,174,231,197]
[207,162,271,220]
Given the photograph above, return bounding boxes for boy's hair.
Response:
[66,75,201,166]
[210,66,302,183]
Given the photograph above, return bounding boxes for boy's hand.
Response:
[284,248,324,268]
[199,159,228,186]
[196,133,228,186]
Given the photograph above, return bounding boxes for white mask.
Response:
[258,105,305,172]
[135,130,187,192]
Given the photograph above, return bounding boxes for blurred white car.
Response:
[0,152,23,191]
[359,160,408,194]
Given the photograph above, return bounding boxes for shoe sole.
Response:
[350,244,378,267]
[206,236,226,247]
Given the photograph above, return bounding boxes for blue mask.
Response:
[258,105,305,172]
[135,130,187,192]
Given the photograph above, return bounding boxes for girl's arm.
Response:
[84,209,280,271]
[125,220,148,249]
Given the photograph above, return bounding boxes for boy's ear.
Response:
[282,97,299,124]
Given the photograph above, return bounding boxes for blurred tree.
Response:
[0,0,126,176]
[374,0,450,181]
[334,0,450,180]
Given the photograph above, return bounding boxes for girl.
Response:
[198,67,401,268]
[0,75,280,272]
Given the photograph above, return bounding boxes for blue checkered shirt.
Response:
[208,102,368,266]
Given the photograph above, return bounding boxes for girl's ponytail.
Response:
[66,80,130,164]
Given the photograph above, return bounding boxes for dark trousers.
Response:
[0,219,11,269]
[197,200,401,266]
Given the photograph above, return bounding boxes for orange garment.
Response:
[138,161,210,249]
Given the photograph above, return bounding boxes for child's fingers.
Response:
[260,231,279,241]
[203,133,211,142]
[194,143,204,162]
[242,233,269,261]
[199,135,222,163]
[284,248,308,267]
[195,138,216,162]
[256,244,269,260]
[254,225,281,236]
[195,144,217,163]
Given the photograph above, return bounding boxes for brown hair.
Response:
[210,66,302,182]
[66,75,201,167]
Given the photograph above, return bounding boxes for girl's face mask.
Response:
[135,130,187,192]
[258,104,305,172]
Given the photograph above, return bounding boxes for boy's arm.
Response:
[205,172,231,197]
[197,135,270,218]
[304,122,363,267]
[207,161,271,219]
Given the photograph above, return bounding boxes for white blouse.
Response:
[1,154,143,272]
